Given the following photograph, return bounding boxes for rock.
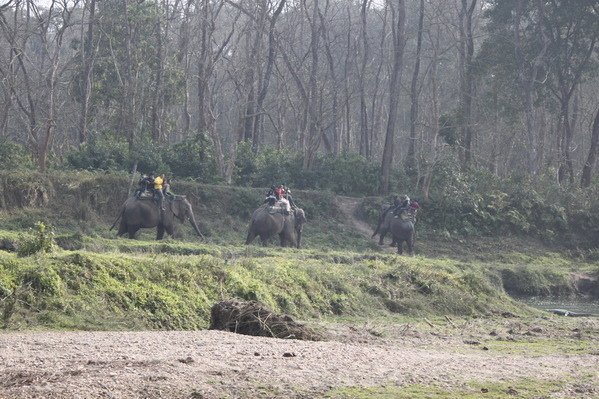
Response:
[283,352,296,358]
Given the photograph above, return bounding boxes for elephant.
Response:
[245,205,306,248]
[389,212,416,255]
[111,195,202,239]
[371,205,397,246]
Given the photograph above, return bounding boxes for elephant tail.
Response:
[109,208,125,231]
[371,216,383,238]
[371,208,390,238]
[371,227,379,238]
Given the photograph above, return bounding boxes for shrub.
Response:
[66,133,129,171]
[233,148,390,196]
[129,136,170,175]
[165,134,219,182]
[0,140,33,170]
[17,222,56,257]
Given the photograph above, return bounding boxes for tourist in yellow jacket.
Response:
[154,173,165,211]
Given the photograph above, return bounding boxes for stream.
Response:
[517,297,599,316]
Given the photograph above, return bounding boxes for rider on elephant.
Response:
[284,186,297,209]
[378,194,402,220]
[263,185,291,215]
[162,175,174,199]
[392,195,411,217]
[135,173,154,199]
[154,173,165,211]
[264,186,277,206]
[275,185,291,215]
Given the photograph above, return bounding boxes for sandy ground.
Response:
[0,323,598,399]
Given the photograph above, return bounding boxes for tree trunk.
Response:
[421,23,441,202]
[405,0,424,182]
[380,0,406,195]
[513,0,548,175]
[581,107,599,188]
[458,0,476,169]
[151,13,164,142]
[253,0,286,152]
[358,0,369,157]
[303,0,321,169]
[122,0,135,149]
[78,0,96,146]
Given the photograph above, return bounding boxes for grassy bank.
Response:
[1,233,597,331]
[0,171,598,332]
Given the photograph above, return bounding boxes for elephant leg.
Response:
[378,228,387,245]
[279,233,286,247]
[407,234,415,256]
[260,234,268,247]
[245,228,256,245]
[127,225,139,239]
[117,220,127,237]
[165,224,175,237]
[397,240,403,255]
[156,226,165,240]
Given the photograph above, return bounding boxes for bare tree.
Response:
[458,0,476,169]
[380,0,406,194]
[405,0,424,182]
[78,0,96,145]
[581,107,599,188]
[0,0,80,170]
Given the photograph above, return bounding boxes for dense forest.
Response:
[0,0,598,199]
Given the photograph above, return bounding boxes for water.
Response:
[517,298,599,316]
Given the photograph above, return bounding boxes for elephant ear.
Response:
[295,209,306,224]
[170,200,181,218]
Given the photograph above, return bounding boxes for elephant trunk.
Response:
[189,213,203,238]
[296,229,302,249]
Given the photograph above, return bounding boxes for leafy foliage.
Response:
[17,222,56,257]
[166,135,219,182]
[66,134,130,171]
[233,147,386,196]
[0,140,33,170]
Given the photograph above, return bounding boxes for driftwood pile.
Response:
[209,299,321,341]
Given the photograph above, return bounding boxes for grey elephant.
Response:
[371,206,397,246]
[111,196,202,239]
[245,205,306,248]
[390,212,416,255]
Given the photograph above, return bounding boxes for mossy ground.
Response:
[326,378,575,399]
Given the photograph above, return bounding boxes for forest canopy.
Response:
[0,0,598,197]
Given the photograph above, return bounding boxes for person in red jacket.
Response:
[274,185,291,215]
[410,199,420,211]
[274,185,285,199]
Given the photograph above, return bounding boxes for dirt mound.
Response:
[209,299,321,340]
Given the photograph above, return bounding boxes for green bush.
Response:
[251,147,300,188]
[17,222,56,257]
[233,148,390,196]
[0,140,33,170]
[165,135,219,182]
[66,133,130,171]
[19,263,63,296]
[129,136,170,175]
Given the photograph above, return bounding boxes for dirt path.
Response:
[1,328,597,399]
[336,196,375,238]
[336,196,397,253]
